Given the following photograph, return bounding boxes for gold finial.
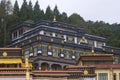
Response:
[53,16,56,22]
[84,70,88,75]
[92,46,94,53]
[3,51,7,57]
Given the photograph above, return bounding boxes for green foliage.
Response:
[12,0,20,24]
[33,0,44,21]
[60,12,68,22]
[20,0,28,21]
[0,0,120,48]
[68,13,86,27]
[45,6,53,21]
[28,0,33,20]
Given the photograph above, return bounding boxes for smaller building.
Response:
[0,48,32,80]
[79,53,120,80]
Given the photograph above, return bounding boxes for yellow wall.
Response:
[95,68,120,80]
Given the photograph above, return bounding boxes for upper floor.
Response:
[11,20,106,49]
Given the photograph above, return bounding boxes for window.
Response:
[52,47,59,57]
[19,28,23,36]
[64,49,71,59]
[13,31,17,39]
[98,73,108,80]
[57,34,63,38]
[67,36,74,43]
[87,39,94,46]
[97,42,103,48]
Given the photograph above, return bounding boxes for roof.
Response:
[66,65,95,69]
[11,21,33,32]
[0,59,22,64]
[85,34,106,42]
[103,46,120,54]
[0,48,21,50]
[32,70,83,77]
[86,64,120,69]
[80,54,114,61]
[32,55,76,65]
[34,20,85,33]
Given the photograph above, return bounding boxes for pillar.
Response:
[38,62,41,70]
[109,69,113,80]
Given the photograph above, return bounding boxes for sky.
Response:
[10,0,120,24]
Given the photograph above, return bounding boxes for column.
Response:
[38,62,41,70]
[116,73,119,80]
[109,69,113,80]
[49,64,52,70]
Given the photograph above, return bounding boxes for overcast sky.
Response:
[10,0,120,24]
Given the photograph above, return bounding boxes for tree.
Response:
[0,0,12,46]
[12,0,20,23]
[53,5,60,21]
[68,13,86,27]
[60,12,68,22]
[33,0,44,21]
[28,0,33,20]
[20,0,28,21]
[45,5,53,21]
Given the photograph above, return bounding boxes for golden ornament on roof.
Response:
[84,70,88,75]
[3,51,7,57]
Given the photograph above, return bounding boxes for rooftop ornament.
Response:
[92,46,95,53]
[53,16,56,22]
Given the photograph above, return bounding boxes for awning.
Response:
[0,59,22,64]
